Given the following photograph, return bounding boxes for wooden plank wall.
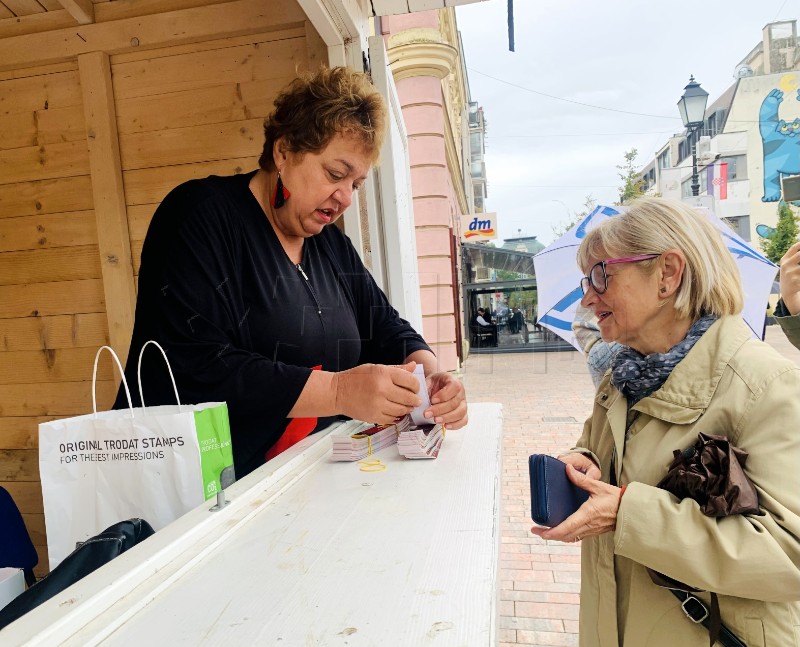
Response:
[0,0,327,576]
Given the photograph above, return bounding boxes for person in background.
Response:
[474,307,497,346]
[512,307,525,336]
[114,67,467,478]
[475,307,492,327]
[532,197,800,646]
[774,239,800,350]
[572,304,621,389]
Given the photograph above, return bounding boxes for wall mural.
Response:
[759,74,800,203]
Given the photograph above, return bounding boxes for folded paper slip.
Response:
[331,422,400,462]
[397,424,444,459]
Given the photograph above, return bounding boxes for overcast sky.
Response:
[455,0,798,246]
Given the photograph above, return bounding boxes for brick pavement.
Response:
[461,325,800,647]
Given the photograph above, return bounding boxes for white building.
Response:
[642,20,800,241]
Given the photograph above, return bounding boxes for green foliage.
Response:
[616,148,645,205]
[508,289,537,315]
[495,269,519,281]
[551,194,597,239]
[760,202,799,263]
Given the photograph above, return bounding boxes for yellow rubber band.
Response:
[357,459,386,472]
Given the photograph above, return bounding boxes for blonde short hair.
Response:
[576,197,743,320]
[258,67,387,171]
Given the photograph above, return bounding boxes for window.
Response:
[706,113,717,138]
[470,132,482,162]
[658,149,671,169]
[723,215,751,241]
[468,102,480,127]
[678,140,689,164]
[718,155,746,181]
[681,178,693,198]
[699,167,708,192]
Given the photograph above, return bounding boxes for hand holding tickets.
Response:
[410,365,432,426]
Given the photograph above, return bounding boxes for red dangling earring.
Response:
[271,171,290,208]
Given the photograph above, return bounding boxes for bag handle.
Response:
[92,346,133,416]
[137,340,182,412]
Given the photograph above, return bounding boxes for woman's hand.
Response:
[780,241,800,316]
[424,372,468,428]
[334,362,421,424]
[557,453,602,480]
[530,464,622,543]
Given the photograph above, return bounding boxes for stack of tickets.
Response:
[397,423,444,459]
[331,416,411,461]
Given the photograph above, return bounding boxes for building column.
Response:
[387,28,461,371]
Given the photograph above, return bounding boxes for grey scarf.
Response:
[610,314,718,406]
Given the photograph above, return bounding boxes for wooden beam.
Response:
[0,0,305,72]
[57,0,94,25]
[78,52,136,366]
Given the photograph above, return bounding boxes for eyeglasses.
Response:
[580,254,661,296]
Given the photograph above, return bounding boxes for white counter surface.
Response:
[3,402,502,646]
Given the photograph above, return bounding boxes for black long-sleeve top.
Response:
[114,172,431,476]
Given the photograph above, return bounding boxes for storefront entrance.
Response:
[462,244,574,354]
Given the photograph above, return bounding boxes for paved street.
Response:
[461,325,800,647]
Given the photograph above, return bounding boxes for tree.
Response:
[616,148,645,205]
[551,194,597,238]
[761,202,800,263]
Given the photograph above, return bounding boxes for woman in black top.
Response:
[115,67,468,477]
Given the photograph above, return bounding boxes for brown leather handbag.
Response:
[649,432,760,647]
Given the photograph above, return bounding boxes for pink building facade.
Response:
[381,9,473,372]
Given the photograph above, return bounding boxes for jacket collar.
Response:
[594,316,751,425]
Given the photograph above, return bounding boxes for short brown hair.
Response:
[258,67,387,171]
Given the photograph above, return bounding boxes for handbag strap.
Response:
[668,589,747,647]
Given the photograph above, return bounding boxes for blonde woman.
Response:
[532,198,800,646]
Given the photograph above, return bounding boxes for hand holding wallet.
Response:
[529,454,590,527]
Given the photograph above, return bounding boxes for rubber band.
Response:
[357,459,386,472]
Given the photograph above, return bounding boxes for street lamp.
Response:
[677,75,709,197]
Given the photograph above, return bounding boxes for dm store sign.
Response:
[460,213,497,242]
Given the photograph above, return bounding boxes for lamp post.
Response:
[677,75,709,197]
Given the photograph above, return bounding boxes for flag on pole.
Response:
[707,162,728,200]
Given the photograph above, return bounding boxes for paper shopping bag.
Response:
[39,343,234,570]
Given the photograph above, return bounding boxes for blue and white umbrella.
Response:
[533,205,778,351]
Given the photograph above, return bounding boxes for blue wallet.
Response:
[529,454,590,527]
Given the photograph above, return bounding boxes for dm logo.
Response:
[463,216,495,239]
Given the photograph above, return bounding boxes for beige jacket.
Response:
[574,316,800,647]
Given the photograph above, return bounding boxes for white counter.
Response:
[3,402,502,646]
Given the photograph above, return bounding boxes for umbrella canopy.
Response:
[533,205,778,351]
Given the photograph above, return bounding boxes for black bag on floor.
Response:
[0,518,154,631]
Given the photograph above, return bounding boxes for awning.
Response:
[462,242,537,277]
